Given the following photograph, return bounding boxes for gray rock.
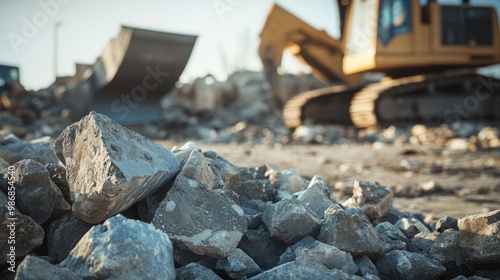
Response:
[249,260,363,280]
[45,163,70,203]
[412,231,440,253]
[0,134,58,165]
[152,176,247,258]
[203,150,240,191]
[343,180,393,221]
[458,209,500,266]
[15,255,82,280]
[0,158,8,170]
[176,263,222,280]
[242,206,263,230]
[177,149,215,188]
[238,179,275,204]
[237,226,287,270]
[428,229,464,264]
[376,250,446,280]
[266,168,308,193]
[47,213,93,262]
[54,112,181,224]
[239,166,268,181]
[355,256,378,277]
[59,214,175,280]
[375,222,411,251]
[262,198,321,244]
[318,207,388,257]
[395,217,430,239]
[216,248,261,279]
[278,236,358,274]
[297,176,341,219]
[435,216,458,233]
[4,159,70,224]
[0,191,44,265]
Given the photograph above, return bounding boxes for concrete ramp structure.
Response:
[63,26,197,124]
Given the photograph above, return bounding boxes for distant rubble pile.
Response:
[1,112,499,280]
[1,70,499,151]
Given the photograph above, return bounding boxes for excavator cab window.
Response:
[441,6,493,45]
[378,0,413,45]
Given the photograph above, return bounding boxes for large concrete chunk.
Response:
[343,180,393,221]
[318,207,388,257]
[0,192,44,265]
[216,248,261,279]
[54,112,181,223]
[278,236,358,274]
[0,134,58,165]
[47,213,93,262]
[297,176,341,219]
[263,198,321,244]
[203,150,240,191]
[15,255,82,280]
[376,250,446,280]
[59,214,175,280]
[4,159,70,224]
[249,260,363,280]
[152,176,247,258]
[458,210,500,266]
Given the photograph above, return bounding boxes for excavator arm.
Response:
[258,3,362,108]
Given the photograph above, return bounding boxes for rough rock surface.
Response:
[203,150,240,191]
[343,180,393,221]
[152,176,247,258]
[0,134,58,165]
[47,213,93,262]
[238,179,275,204]
[355,256,379,277]
[237,226,287,270]
[428,229,464,264]
[375,222,411,252]
[435,216,458,233]
[15,255,82,280]
[263,198,321,244]
[176,149,215,188]
[176,263,222,280]
[318,207,388,257]
[458,210,500,266]
[396,217,430,239]
[54,112,181,224]
[412,231,440,253]
[249,260,363,280]
[216,248,261,279]
[59,215,175,280]
[376,250,446,280]
[45,163,70,203]
[278,236,358,274]
[297,176,341,219]
[4,159,70,224]
[0,192,44,264]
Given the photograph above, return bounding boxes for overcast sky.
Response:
[1,0,499,90]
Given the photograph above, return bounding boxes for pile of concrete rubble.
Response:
[1,112,499,279]
[1,71,499,152]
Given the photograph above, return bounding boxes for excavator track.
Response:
[283,71,500,129]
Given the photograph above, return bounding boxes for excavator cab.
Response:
[343,0,500,76]
[259,0,500,128]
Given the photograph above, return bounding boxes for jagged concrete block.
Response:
[4,159,70,224]
[263,198,321,244]
[203,150,240,191]
[59,215,175,280]
[343,180,393,221]
[318,207,388,257]
[15,255,82,280]
[376,250,445,280]
[297,176,341,219]
[0,134,58,165]
[54,112,181,224]
[152,176,247,258]
[47,213,93,263]
[0,191,44,265]
[216,248,261,279]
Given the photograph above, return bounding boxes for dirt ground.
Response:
[159,140,500,222]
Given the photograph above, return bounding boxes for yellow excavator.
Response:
[259,0,500,129]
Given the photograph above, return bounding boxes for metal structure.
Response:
[259,0,500,128]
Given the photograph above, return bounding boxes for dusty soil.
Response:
[159,140,500,221]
